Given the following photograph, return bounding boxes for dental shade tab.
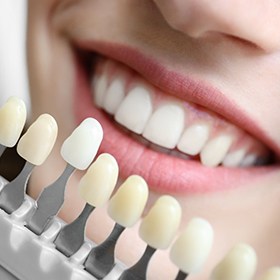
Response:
[1,96,270,280]
[170,218,214,280]
[54,153,119,257]
[0,114,58,213]
[84,175,148,279]
[119,195,182,280]
[26,117,103,235]
[0,96,26,157]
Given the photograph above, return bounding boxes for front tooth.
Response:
[103,75,126,114]
[210,243,257,280]
[79,153,119,207]
[200,135,233,167]
[259,267,280,280]
[0,96,27,147]
[170,218,214,274]
[222,148,246,167]
[139,195,182,249]
[60,118,103,170]
[107,175,149,227]
[17,114,58,165]
[177,123,210,156]
[115,83,153,134]
[143,103,185,149]
[92,75,108,107]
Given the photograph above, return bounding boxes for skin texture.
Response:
[27,1,280,279]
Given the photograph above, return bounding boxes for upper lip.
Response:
[74,39,280,157]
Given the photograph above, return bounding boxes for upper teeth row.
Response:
[91,60,264,168]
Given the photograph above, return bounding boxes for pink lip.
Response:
[73,41,279,193]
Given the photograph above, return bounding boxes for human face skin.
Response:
[27,0,280,279]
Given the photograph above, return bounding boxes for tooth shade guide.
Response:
[54,202,95,257]
[0,114,58,214]
[79,153,119,208]
[139,195,182,250]
[259,267,280,280]
[0,161,34,213]
[26,163,76,235]
[210,243,257,280]
[60,117,103,170]
[17,114,58,166]
[170,218,214,274]
[84,223,125,279]
[0,96,27,148]
[107,175,149,228]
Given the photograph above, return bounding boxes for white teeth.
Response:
[17,114,58,165]
[210,243,257,280]
[0,96,27,147]
[115,84,153,134]
[60,118,103,170]
[91,64,265,168]
[222,148,246,167]
[92,75,108,107]
[259,267,280,280]
[177,123,210,156]
[107,175,149,227]
[200,135,233,167]
[170,218,214,274]
[240,154,258,167]
[143,103,185,149]
[103,75,126,114]
[139,195,182,250]
[79,153,119,207]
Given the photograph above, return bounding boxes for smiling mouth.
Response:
[72,42,278,193]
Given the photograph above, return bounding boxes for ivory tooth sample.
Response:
[17,114,58,165]
[54,153,119,257]
[26,117,103,235]
[0,114,58,213]
[85,175,149,279]
[139,195,182,249]
[60,118,103,170]
[79,153,119,207]
[108,175,149,227]
[0,96,27,156]
[119,195,182,280]
[170,218,214,280]
[210,243,257,280]
[259,267,280,280]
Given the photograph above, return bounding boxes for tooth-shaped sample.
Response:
[143,103,185,149]
[170,218,214,273]
[61,118,103,170]
[108,175,148,227]
[139,195,181,249]
[115,83,153,134]
[79,153,119,207]
[222,148,246,167]
[259,267,280,280]
[0,96,27,147]
[210,243,257,280]
[92,75,108,107]
[17,114,57,165]
[200,135,233,167]
[177,123,210,155]
[103,75,125,114]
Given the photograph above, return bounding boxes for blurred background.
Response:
[0,0,28,180]
[0,0,29,107]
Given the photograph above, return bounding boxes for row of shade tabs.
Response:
[0,96,279,280]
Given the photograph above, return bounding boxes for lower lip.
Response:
[74,55,277,194]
